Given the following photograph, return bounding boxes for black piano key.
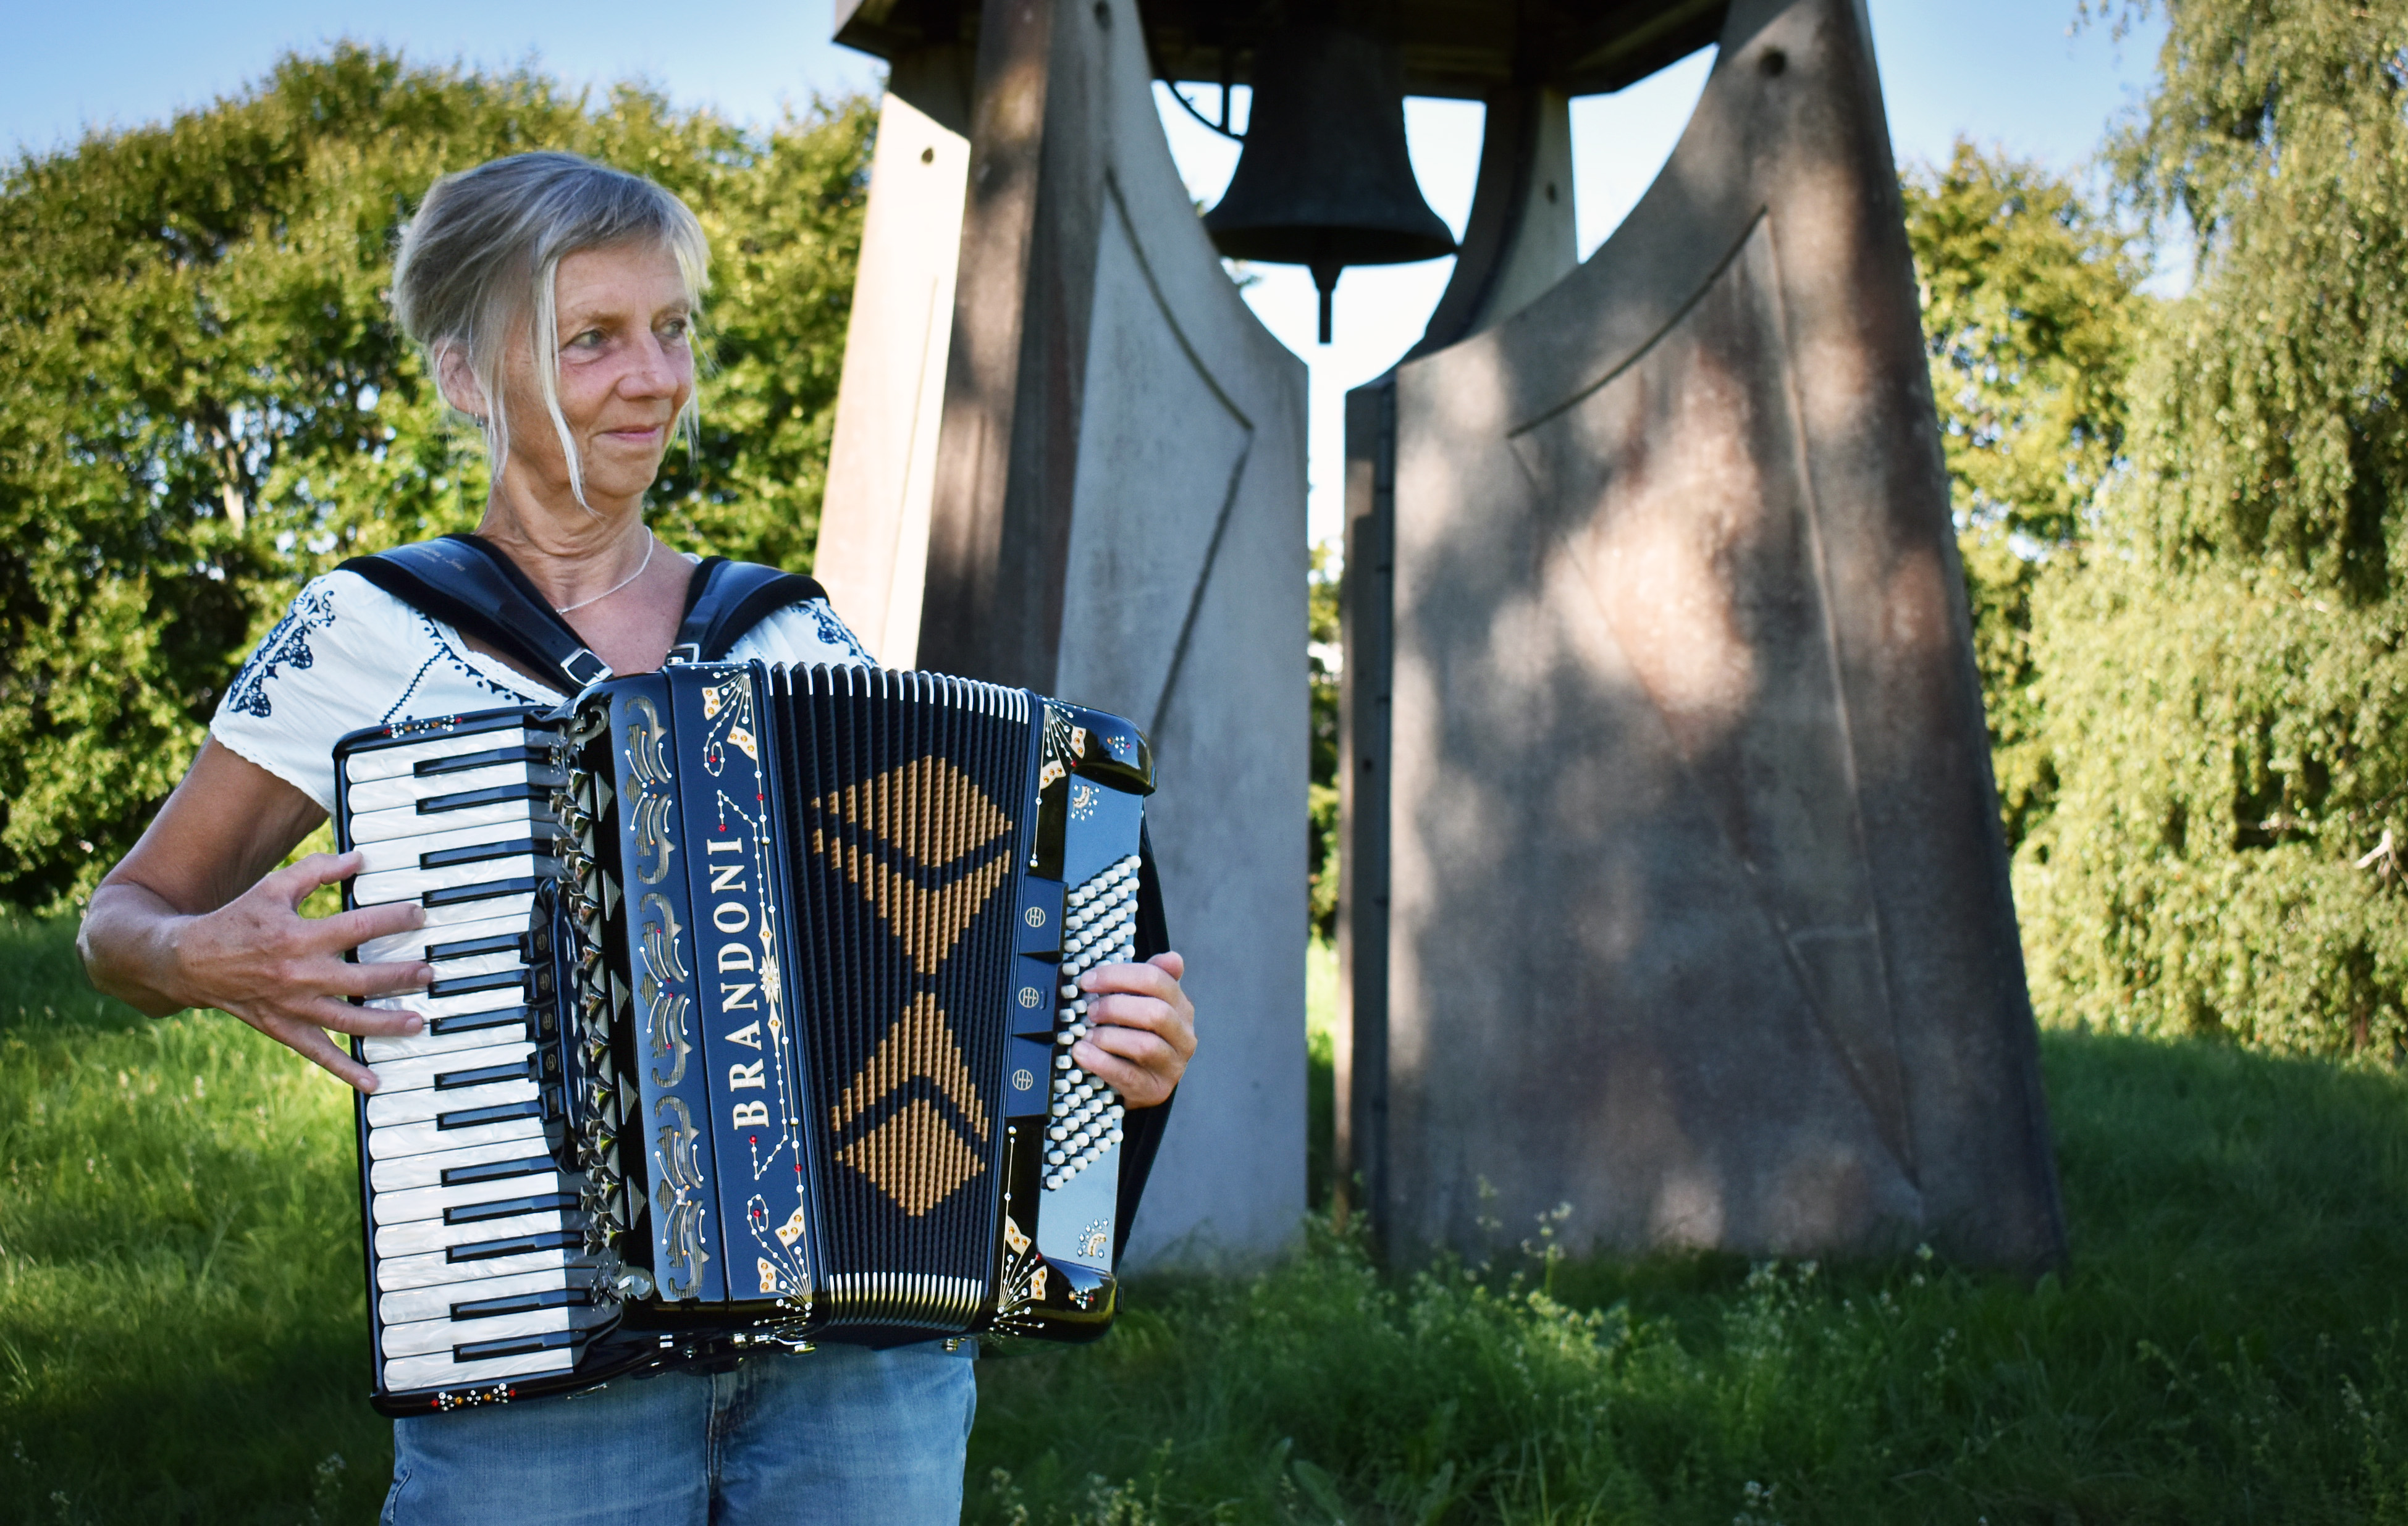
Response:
[438,1099,545,1131]
[421,836,556,871]
[434,1059,533,1091]
[417,782,553,816]
[426,931,526,962]
[446,1228,582,1264]
[439,1154,557,1188]
[415,744,554,779]
[444,1191,580,1226]
[450,1286,595,1320]
[453,1328,578,1361]
[423,875,544,909]
[427,1004,543,1038]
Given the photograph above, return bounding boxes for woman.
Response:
[77,151,1197,1524]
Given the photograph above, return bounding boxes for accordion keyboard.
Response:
[1046,853,1140,1189]
[339,711,608,1397]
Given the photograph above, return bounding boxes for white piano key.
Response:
[387,950,523,986]
[429,940,533,971]
[364,1074,541,1130]
[379,1301,612,1359]
[358,908,529,966]
[376,1243,595,1293]
[346,761,563,816]
[377,1264,600,1327]
[382,1251,599,1299]
[381,1343,582,1392]
[374,1205,578,1260]
[374,1164,579,1228]
[368,1038,536,1097]
[432,897,537,933]
[347,724,549,784]
[361,1015,542,1065]
[387,892,541,937]
[368,1112,549,1162]
[349,798,548,845]
[370,1136,562,1194]
[353,855,549,909]
[351,817,551,876]
[366,971,534,1021]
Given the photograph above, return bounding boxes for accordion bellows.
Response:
[337,662,1154,1414]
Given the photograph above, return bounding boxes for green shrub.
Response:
[0,47,869,910]
[2011,0,2408,1052]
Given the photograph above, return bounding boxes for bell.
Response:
[1203,19,1457,343]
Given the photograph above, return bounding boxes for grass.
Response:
[6,915,2408,1522]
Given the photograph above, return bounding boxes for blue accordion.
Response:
[335,662,1154,1414]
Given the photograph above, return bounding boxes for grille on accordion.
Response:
[335,662,1155,1414]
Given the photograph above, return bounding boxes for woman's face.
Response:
[491,240,697,511]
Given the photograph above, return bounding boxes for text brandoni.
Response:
[705,837,770,1130]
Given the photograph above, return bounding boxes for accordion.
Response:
[336,661,1155,1414]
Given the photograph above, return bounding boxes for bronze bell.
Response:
[1203,19,1457,342]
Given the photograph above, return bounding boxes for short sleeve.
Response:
[209,571,548,811]
[727,598,878,669]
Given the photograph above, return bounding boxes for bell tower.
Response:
[822,0,2067,1273]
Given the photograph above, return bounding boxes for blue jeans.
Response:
[381,1341,977,1524]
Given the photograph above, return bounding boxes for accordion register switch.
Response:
[335,661,1155,1414]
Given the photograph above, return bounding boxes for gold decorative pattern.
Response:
[828,994,991,1215]
[833,994,990,1141]
[808,756,1016,975]
[991,1207,1050,1333]
[833,1097,985,1217]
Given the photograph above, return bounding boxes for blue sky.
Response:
[7,0,2166,543]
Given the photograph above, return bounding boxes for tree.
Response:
[2020,0,2408,1052]
[1307,542,1340,941]
[1900,141,2145,849]
[0,46,871,908]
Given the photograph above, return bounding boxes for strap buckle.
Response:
[561,648,613,688]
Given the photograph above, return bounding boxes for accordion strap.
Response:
[669,557,829,663]
[340,535,828,690]
[340,534,615,691]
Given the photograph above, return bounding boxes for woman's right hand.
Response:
[80,740,434,1095]
[167,850,433,1093]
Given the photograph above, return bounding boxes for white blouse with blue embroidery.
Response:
[211,564,874,813]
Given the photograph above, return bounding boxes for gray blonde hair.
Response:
[391,151,710,506]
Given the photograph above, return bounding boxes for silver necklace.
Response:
[554,529,656,615]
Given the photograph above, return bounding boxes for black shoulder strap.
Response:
[668,558,828,664]
[340,538,830,687]
[339,534,614,691]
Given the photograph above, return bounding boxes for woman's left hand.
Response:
[1074,951,1195,1109]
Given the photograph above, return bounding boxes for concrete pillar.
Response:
[1342,0,2064,1270]
[816,49,974,666]
[826,0,1311,1266]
